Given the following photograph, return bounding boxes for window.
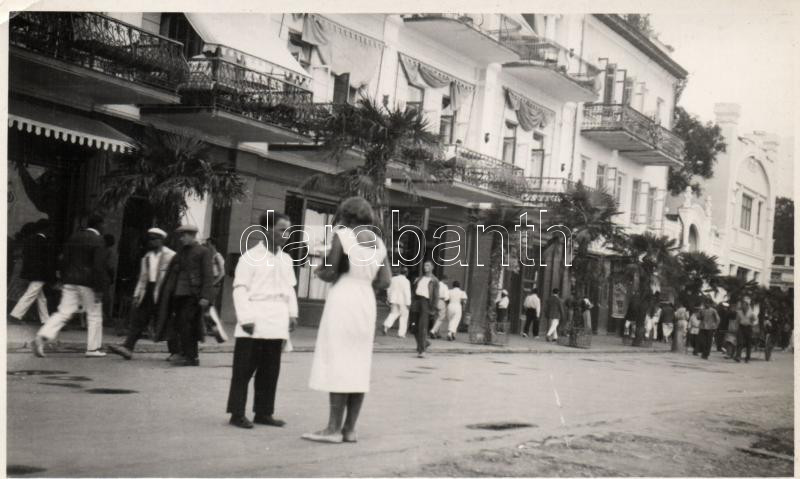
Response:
[439,95,454,144]
[160,13,204,59]
[655,98,664,124]
[596,164,606,190]
[753,272,760,283]
[580,156,589,184]
[614,172,625,205]
[736,267,750,281]
[791,257,795,267]
[631,179,641,223]
[729,265,737,276]
[333,73,358,104]
[646,187,656,225]
[295,200,338,300]
[288,32,313,70]
[756,200,763,235]
[530,132,545,178]
[502,123,517,164]
[773,255,785,265]
[405,85,424,113]
[740,193,753,231]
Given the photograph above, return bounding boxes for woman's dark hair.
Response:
[552,288,560,295]
[452,281,461,288]
[337,196,374,227]
[259,211,291,229]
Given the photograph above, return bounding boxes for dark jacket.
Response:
[154,243,213,342]
[59,229,108,292]
[543,294,566,320]
[20,232,57,282]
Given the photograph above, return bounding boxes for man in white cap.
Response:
[109,227,175,359]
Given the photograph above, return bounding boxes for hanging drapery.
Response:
[296,13,384,89]
[398,53,475,102]
[504,88,551,131]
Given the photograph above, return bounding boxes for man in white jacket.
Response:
[227,212,298,429]
[109,228,175,360]
[382,267,411,338]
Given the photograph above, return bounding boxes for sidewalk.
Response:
[6,320,673,354]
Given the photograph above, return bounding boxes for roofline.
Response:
[593,14,688,80]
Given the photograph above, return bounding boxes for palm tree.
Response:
[672,251,721,306]
[467,205,526,345]
[301,97,445,229]
[98,126,246,232]
[622,232,679,346]
[717,275,760,306]
[548,182,626,300]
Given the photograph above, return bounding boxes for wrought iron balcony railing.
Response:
[502,35,600,91]
[10,12,189,90]
[400,13,521,43]
[521,176,606,205]
[178,51,313,126]
[444,145,527,197]
[583,103,685,160]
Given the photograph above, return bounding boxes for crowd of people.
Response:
[10,197,794,442]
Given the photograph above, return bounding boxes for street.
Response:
[7,349,794,477]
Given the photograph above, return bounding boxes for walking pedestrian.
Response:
[544,288,566,342]
[108,228,175,360]
[204,237,226,310]
[226,212,298,429]
[688,307,701,354]
[644,300,662,341]
[581,297,593,330]
[409,261,439,358]
[155,224,214,366]
[382,267,412,338]
[496,289,510,324]
[521,289,540,338]
[445,281,467,341]
[9,219,56,324]
[661,301,675,344]
[698,300,720,359]
[429,277,450,339]
[734,297,758,363]
[673,302,689,353]
[33,214,108,358]
[303,197,392,443]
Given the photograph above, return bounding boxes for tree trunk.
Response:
[484,234,504,344]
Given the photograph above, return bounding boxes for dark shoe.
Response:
[108,344,133,360]
[230,415,254,429]
[254,415,286,427]
[176,357,199,367]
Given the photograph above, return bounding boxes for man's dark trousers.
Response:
[174,295,201,360]
[736,325,753,361]
[123,282,156,351]
[524,308,539,337]
[411,296,430,354]
[699,329,715,359]
[226,338,283,417]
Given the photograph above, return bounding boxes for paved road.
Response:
[7,349,794,477]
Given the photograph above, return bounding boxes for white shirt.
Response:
[145,250,164,282]
[232,242,298,340]
[523,293,541,312]
[387,275,412,306]
[415,276,432,298]
[497,296,510,309]
[438,282,450,303]
[448,288,467,309]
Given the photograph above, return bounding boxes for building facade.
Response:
[7,12,688,335]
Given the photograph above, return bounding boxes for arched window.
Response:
[688,225,699,252]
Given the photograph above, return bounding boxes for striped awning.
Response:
[8,99,135,153]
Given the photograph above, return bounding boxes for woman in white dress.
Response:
[302,197,392,444]
[446,281,467,341]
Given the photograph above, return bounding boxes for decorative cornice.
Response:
[593,14,688,80]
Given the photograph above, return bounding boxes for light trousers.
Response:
[11,280,49,323]
[644,318,657,339]
[662,323,674,342]
[383,303,409,337]
[38,284,103,351]
[546,319,560,339]
[446,305,463,334]
[430,300,448,334]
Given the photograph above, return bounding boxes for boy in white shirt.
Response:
[227,212,298,429]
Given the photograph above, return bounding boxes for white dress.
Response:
[309,227,387,393]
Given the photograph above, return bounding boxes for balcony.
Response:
[442,145,528,198]
[9,12,187,105]
[582,104,685,167]
[520,177,606,206]
[400,14,519,64]
[140,46,314,143]
[502,36,600,102]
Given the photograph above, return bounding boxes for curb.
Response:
[8,341,674,355]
